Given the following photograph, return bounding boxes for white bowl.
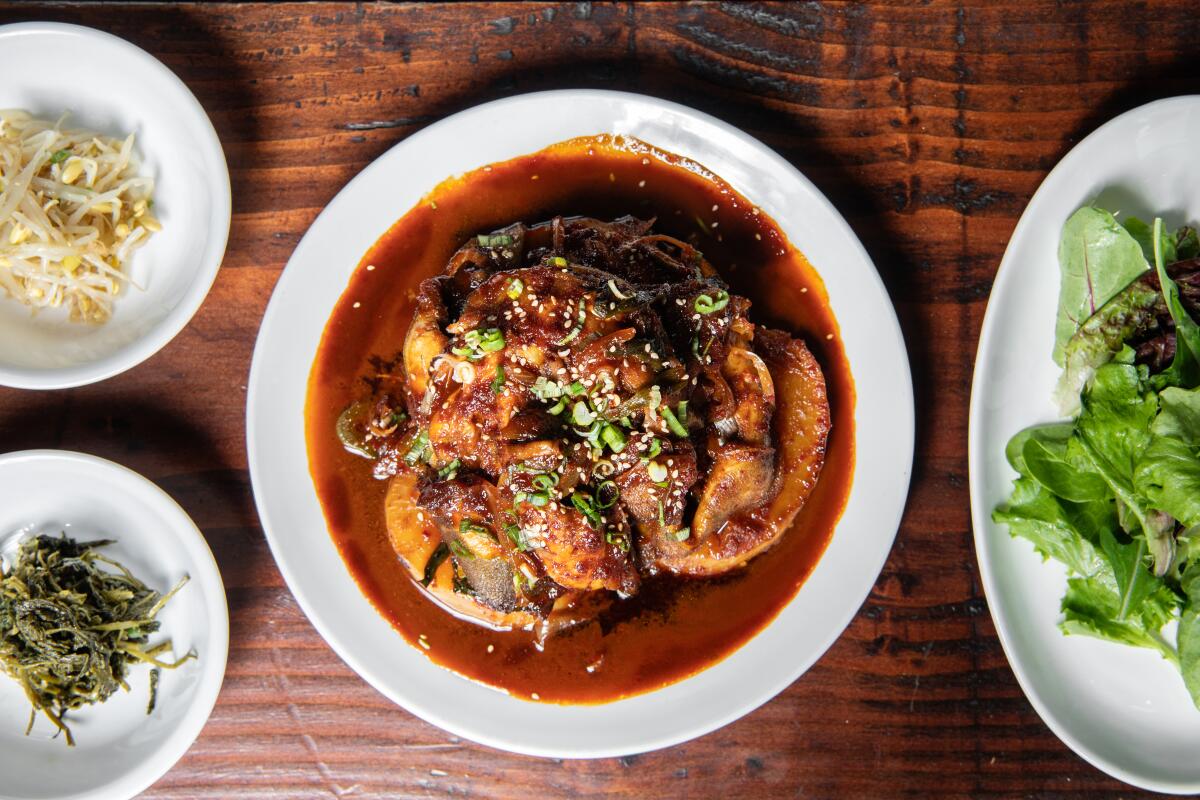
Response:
[0,22,230,390]
[0,450,229,800]
[970,95,1200,793]
[247,89,913,758]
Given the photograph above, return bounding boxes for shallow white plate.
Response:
[970,95,1200,793]
[0,22,231,389]
[0,450,228,800]
[248,89,913,758]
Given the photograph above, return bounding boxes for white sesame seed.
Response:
[352,301,361,309]
[711,204,718,212]
[366,264,376,271]
[638,180,646,188]
[487,644,495,653]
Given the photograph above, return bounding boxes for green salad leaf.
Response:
[1053,279,1161,416]
[1054,207,1150,366]
[1178,564,1200,702]
[1123,215,1177,266]
[1154,387,1200,444]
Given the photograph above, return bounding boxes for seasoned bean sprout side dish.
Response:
[307,136,855,702]
[0,111,159,323]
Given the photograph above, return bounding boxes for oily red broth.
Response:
[306,136,855,702]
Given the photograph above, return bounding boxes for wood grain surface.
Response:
[0,2,1197,797]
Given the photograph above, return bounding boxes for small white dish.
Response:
[0,22,231,390]
[970,95,1200,793]
[247,89,913,758]
[0,450,228,800]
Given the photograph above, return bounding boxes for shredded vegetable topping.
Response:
[0,110,159,323]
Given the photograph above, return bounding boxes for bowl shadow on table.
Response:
[0,398,266,605]
[1065,48,1200,159]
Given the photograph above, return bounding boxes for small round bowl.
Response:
[0,22,231,390]
[0,450,229,800]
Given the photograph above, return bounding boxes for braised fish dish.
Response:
[336,214,831,637]
[306,136,854,702]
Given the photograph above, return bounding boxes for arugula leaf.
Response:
[1054,207,1150,366]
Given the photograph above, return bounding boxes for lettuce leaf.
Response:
[1061,575,1178,664]
[1154,387,1200,444]
[1076,363,1175,574]
[1178,564,1200,706]
[993,475,1111,579]
[1135,437,1200,530]
[1054,207,1150,366]
[1053,279,1161,416]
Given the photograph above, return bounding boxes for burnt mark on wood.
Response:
[380,29,433,62]
[488,16,517,34]
[572,2,593,21]
[670,47,820,105]
[719,1,824,39]
[342,115,439,131]
[674,22,818,73]
[496,49,514,61]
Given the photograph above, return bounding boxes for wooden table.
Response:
[1,2,1196,797]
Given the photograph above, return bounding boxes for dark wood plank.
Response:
[0,2,1197,797]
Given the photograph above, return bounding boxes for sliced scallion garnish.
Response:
[660,405,688,437]
[694,290,729,314]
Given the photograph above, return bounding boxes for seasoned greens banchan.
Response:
[0,533,192,745]
[337,215,831,638]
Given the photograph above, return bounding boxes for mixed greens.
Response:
[995,206,1200,707]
